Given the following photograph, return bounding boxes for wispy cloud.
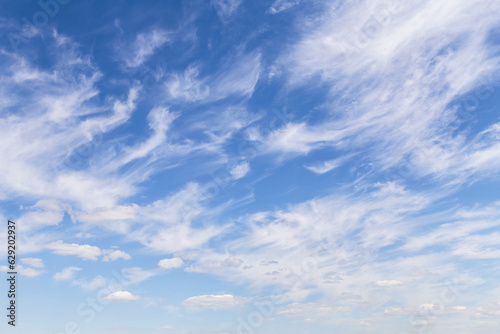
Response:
[259,0,500,186]
[1,1,499,332]
[20,257,44,268]
[211,0,243,22]
[268,0,300,14]
[182,294,245,309]
[122,29,170,68]
[304,156,349,174]
[53,267,81,281]
[165,51,261,103]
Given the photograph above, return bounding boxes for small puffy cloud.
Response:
[453,306,467,311]
[20,257,44,268]
[158,257,184,270]
[46,240,101,261]
[103,291,140,302]
[102,249,131,262]
[54,267,81,281]
[383,307,411,315]
[420,303,439,310]
[375,280,403,287]
[182,294,241,309]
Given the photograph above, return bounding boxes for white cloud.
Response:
[263,122,342,154]
[419,303,439,310]
[375,280,403,287]
[126,183,229,253]
[18,200,66,228]
[46,240,130,262]
[110,107,178,168]
[16,266,46,277]
[53,267,81,281]
[103,291,140,302]
[121,267,157,285]
[76,205,139,233]
[182,294,242,308]
[20,257,44,268]
[181,182,496,314]
[124,29,170,68]
[102,249,131,262]
[0,264,46,278]
[211,0,243,21]
[400,202,500,259]
[268,0,300,14]
[46,241,101,261]
[166,66,209,102]
[211,51,261,101]
[0,37,142,212]
[1,5,499,331]
[75,232,95,238]
[166,51,261,103]
[75,183,228,254]
[158,257,184,270]
[261,0,500,186]
[72,276,107,291]
[277,302,350,319]
[230,162,250,180]
[223,257,243,267]
[304,157,346,174]
[185,256,243,273]
[383,307,411,315]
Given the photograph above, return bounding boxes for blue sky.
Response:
[0,0,500,333]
